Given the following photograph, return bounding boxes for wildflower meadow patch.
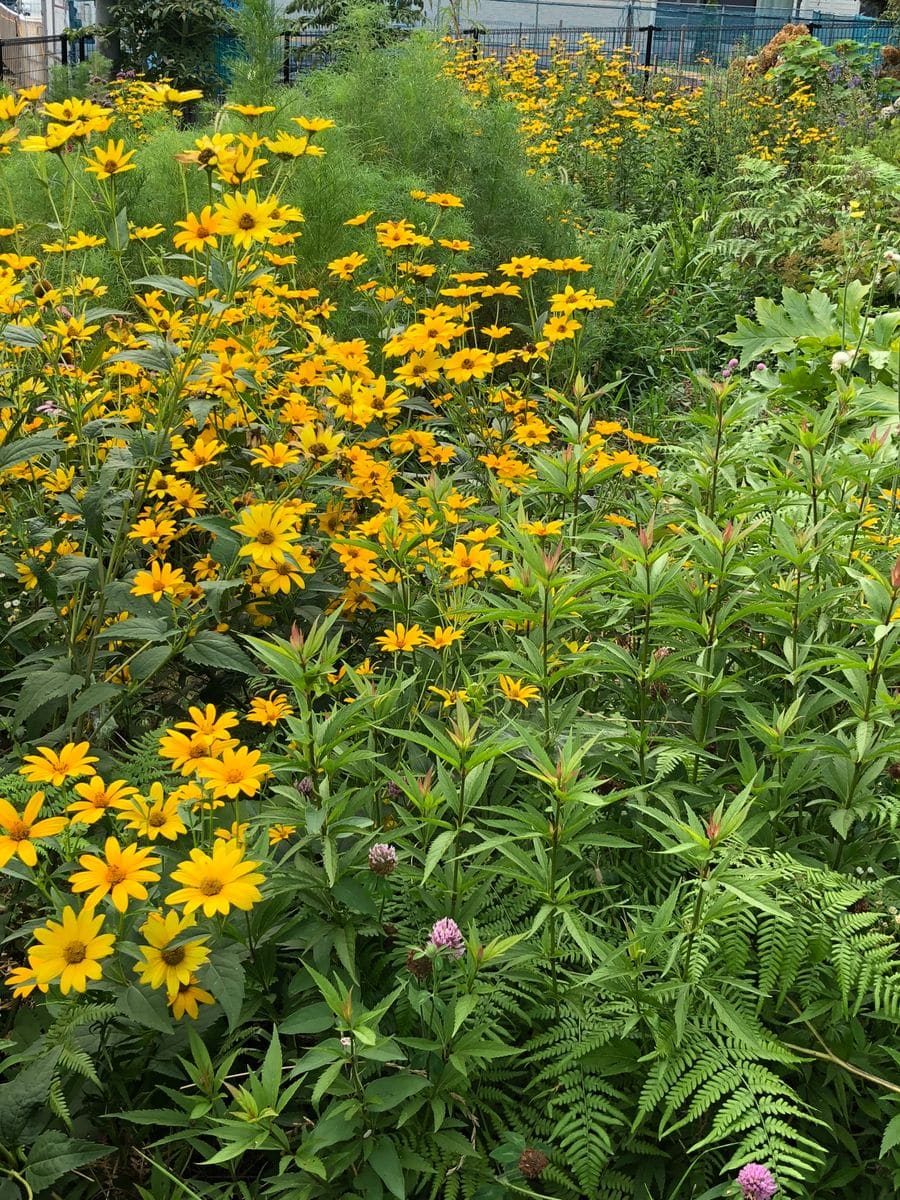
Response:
[0,21,899,1200]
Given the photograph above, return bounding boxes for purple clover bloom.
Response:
[429,917,465,958]
[737,1163,777,1200]
[368,843,398,876]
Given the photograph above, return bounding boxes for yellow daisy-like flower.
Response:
[195,745,269,800]
[67,777,138,825]
[84,137,137,180]
[134,910,210,992]
[167,840,265,917]
[20,741,98,787]
[69,836,161,912]
[130,560,187,603]
[0,792,67,868]
[246,691,294,726]
[232,502,300,568]
[28,905,115,994]
[498,675,541,707]
[116,783,187,841]
[168,974,215,1019]
[268,824,297,844]
[215,189,283,249]
[374,623,426,653]
[5,963,48,998]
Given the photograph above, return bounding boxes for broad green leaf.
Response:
[24,1132,111,1192]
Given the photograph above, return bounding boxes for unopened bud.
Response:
[289,622,303,650]
[891,558,900,590]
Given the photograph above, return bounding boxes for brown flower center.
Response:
[199,876,223,896]
[224,767,245,784]
[64,940,87,964]
[195,225,209,239]
[7,820,30,842]
[106,864,127,884]
[256,529,275,544]
[238,213,256,230]
[161,945,186,966]
[104,159,118,173]
[148,812,167,827]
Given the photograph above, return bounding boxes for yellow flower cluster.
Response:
[2,701,285,1013]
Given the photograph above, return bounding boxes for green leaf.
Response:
[200,945,246,1030]
[0,1048,61,1144]
[24,1132,111,1192]
[279,1002,335,1035]
[107,205,130,252]
[14,669,83,725]
[116,984,173,1035]
[133,274,198,298]
[113,1108,190,1127]
[129,643,172,683]
[881,1112,900,1157]
[0,431,58,471]
[422,829,456,884]
[183,630,257,674]
[368,1135,405,1199]
[2,323,45,347]
[104,616,171,642]
[364,1074,430,1111]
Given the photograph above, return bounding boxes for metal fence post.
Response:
[78,35,86,63]
[808,20,819,39]
[0,41,4,82]
[643,23,654,70]
[283,31,290,85]
[61,35,68,67]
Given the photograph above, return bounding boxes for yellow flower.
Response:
[344,210,374,226]
[173,205,221,253]
[84,138,137,180]
[215,189,283,249]
[246,691,294,726]
[176,704,240,740]
[424,625,465,650]
[28,905,115,994]
[20,741,98,787]
[134,911,209,991]
[268,824,297,844]
[69,836,161,912]
[67,777,138,825]
[226,103,275,117]
[521,519,564,537]
[233,503,300,567]
[116,783,187,841]
[0,792,67,868]
[158,728,227,775]
[130,560,187,603]
[291,116,335,132]
[195,746,269,800]
[167,840,265,917]
[428,686,470,709]
[168,974,215,1019]
[250,442,302,469]
[498,675,541,707]
[374,623,426,652]
[5,964,48,998]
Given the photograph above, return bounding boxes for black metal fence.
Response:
[0,33,95,88]
[455,17,897,71]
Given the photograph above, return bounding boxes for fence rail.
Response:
[281,17,896,81]
[0,33,94,87]
[448,17,896,70]
[0,18,894,89]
